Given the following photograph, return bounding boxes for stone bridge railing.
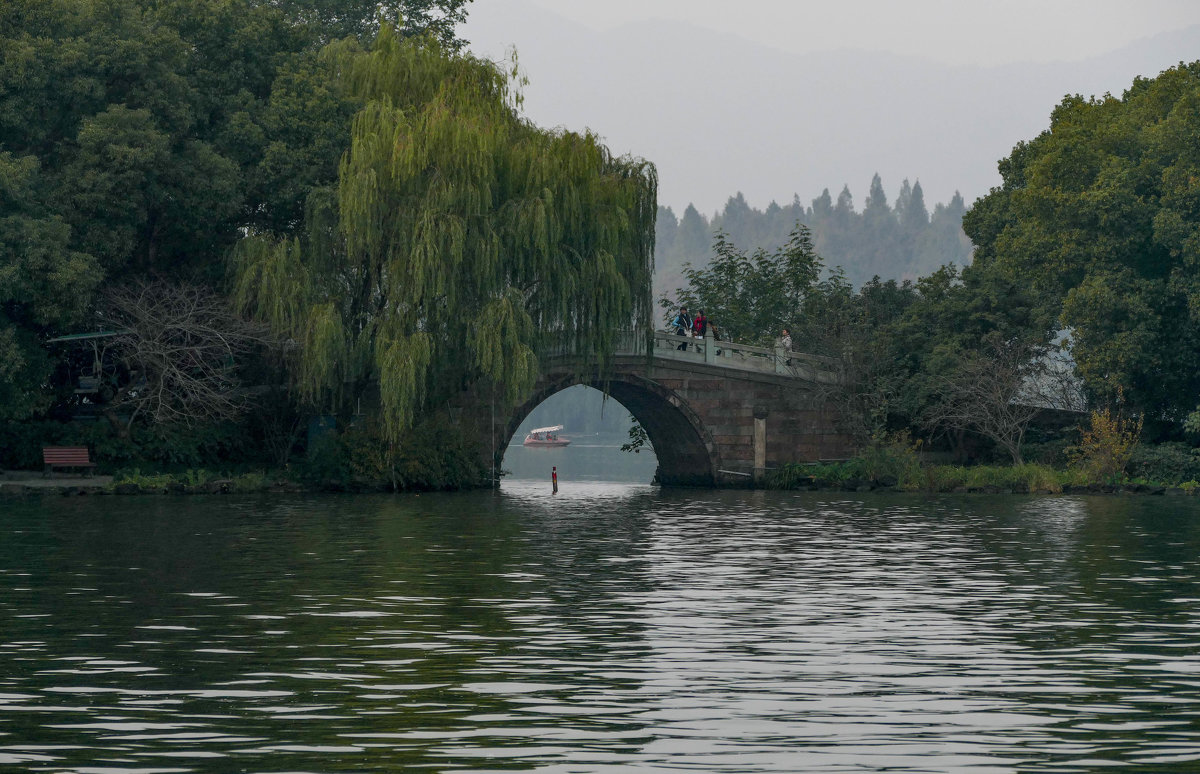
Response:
[545,330,841,385]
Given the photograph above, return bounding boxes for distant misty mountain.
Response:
[464,3,1200,215]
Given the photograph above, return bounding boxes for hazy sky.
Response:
[463,1,1200,214]
[500,0,1200,66]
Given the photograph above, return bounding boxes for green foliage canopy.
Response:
[964,62,1200,419]
[662,224,821,346]
[0,0,479,425]
[663,220,1056,449]
[234,25,657,440]
[0,152,98,418]
[269,0,474,49]
[1,0,319,420]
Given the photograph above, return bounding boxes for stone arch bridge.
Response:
[458,331,855,487]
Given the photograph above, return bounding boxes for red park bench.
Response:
[42,446,97,477]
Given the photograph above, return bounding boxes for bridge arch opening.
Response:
[500,385,657,484]
[498,377,715,487]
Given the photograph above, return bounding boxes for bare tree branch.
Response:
[94,280,277,433]
[922,337,1061,465]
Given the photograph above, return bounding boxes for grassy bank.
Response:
[109,468,288,494]
[766,447,1200,495]
[0,415,490,494]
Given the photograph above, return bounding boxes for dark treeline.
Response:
[0,0,661,489]
[1,0,478,423]
[667,62,1200,479]
[6,0,1200,488]
[655,176,972,298]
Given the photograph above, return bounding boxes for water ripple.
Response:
[3,490,1200,771]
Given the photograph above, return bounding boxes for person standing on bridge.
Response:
[671,305,692,350]
[692,309,708,339]
[777,328,793,366]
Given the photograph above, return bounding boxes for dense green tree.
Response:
[963,62,1200,420]
[661,224,821,346]
[799,272,920,442]
[248,43,363,234]
[808,261,1054,454]
[234,24,657,440]
[268,0,474,48]
[662,214,1057,455]
[888,263,1054,406]
[0,0,298,421]
[0,152,98,418]
[0,0,480,427]
[0,0,305,279]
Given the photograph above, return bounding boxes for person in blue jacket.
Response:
[671,306,692,350]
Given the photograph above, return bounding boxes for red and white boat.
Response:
[523,425,571,447]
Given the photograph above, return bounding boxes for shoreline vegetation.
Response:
[766,461,1195,496]
[9,420,1200,499]
[4,464,1198,498]
[2,397,1192,498]
[767,426,1200,495]
[6,2,1200,494]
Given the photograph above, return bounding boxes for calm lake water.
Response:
[501,436,659,484]
[5,474,1200,772]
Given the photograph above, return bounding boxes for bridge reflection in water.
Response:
[474,331,854,489]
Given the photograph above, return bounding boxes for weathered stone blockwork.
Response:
[457,354,855,488]
[641,359,854,484]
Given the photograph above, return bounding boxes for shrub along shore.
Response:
[3,410,1193,498]
[765,435,1200,496]
[0,466,464,496]
[5,455,1200,497]
[765,461,1194,496]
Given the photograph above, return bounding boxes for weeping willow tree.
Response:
[233,24,656,441]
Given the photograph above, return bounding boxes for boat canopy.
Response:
[528,425,564,434]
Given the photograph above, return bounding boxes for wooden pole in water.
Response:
[552,466,558,494]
